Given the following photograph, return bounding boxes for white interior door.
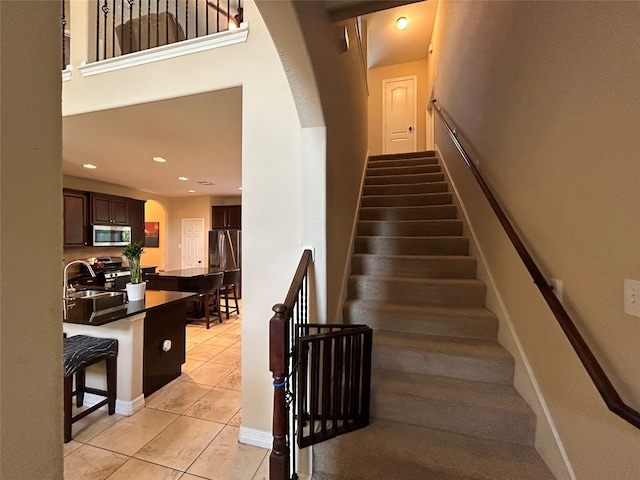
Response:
[383,76,417,154]
[181,218,205,269]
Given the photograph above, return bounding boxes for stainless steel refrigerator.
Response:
[208,229,241,296]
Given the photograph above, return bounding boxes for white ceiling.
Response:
[63,87,243,198]
[62,1,436,198]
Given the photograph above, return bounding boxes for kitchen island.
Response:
[63,290,196,415]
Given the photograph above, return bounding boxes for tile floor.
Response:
[64,303,270,480]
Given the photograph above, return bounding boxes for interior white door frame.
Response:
[181,218,205,269]
[382,75,417,154]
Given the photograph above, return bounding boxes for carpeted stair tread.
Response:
[311,418,555,480]
[344,299,498,340]
[355,235,469,255]
[362,192,453,207]
[367,156,439,169]
[357,219,463,237]
[363,181,449,195]
[371,368,536,445]
[366,164,442,176]
[351,253,477,278]
[359,204,458,221]
[369,150,436,161]
[364,171,445,185]
[373,330,514,384]
[349,275,486,306]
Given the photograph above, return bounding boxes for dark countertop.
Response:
[64,290,196,326]
[148,267,224,277]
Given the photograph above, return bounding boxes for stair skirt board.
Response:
[313,151,554,479]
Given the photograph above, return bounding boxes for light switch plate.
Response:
[623,279,640,317]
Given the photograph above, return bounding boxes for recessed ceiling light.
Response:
[153,157,166,163]
[178,176,189,181]
[187,189,196,193]
[197,181,215,186]
[82,163,97,169]
[396,17,408,30]
[238,187,243,190]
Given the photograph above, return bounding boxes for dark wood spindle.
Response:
[269,303,290,480]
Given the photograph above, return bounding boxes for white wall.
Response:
[63,0,305,434]
[0,1,64,477]
[429,1,640,478]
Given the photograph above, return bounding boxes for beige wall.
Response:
[0,1,64,478]
[142,200,166,271]
[368,59,428,155]
[430,1,640,478]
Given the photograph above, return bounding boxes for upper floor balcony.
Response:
[62,0,247,85]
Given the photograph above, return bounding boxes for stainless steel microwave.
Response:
[92,225,131,246]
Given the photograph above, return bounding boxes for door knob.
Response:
[409,126,413,132]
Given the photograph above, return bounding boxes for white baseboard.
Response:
[82,392,145,416]
[239,426,272,449]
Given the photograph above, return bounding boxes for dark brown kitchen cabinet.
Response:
[63,189,89,246]
[91,194,129,225]
[212,205,241,229]
[128,199,146,244]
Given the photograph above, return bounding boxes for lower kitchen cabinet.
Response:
[143,300,186,396]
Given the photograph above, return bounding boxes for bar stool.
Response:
[220,268,241,319]
[63,335,118,443]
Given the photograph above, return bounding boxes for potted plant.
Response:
[122,240,146,301]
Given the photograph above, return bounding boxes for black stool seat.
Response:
[63,335,118,443]
[64,335,118,377]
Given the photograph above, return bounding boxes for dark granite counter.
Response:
[64,290,196,326]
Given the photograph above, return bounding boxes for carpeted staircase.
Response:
[311,152,555,480]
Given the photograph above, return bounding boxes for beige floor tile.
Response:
[203,333,241,348]
[64,440,83,457]
[64,444,128,480]
[106,458,182,480]
[180,474,209,480]
[145,381,212,414]
[224,324,242,336]
[187,425,268,480]
[187,343,227,362]
[135,416,224,471]
[252,452,270,480]
[211,347,241,367]
[88,408,179,456]
[184,387,241,424]
[185,341,199,352]
[228,410,242,427]
[71,408,125,443]
[182,362,236,387]
[181,358,206,375]
[218,367,241,391]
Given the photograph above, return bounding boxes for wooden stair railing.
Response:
[432,99,640,430]
[269,250,373,480]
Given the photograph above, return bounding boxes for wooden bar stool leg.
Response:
[64,375,73,443]
[233,285,239,315]
[204,292,210,329]
[216,289,223,323]
[76,370,86,407]
[106,356,117,415]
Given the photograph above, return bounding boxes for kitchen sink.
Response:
[65,290,126,321]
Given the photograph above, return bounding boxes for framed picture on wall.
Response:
[144,222,159,248]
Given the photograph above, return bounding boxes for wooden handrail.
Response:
[270,249,314,480]
[431,99,640,429]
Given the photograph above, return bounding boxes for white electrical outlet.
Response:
[623,279,640,317]
[550,278,563,303]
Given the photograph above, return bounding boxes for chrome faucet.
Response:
[63,260,96,299]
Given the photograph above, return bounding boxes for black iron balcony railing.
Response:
[81,0,243,62]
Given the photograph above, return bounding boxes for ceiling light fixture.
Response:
[153,157,166,163]
[396,16,408,30]
[178,176,189,181]
[188,189,196,193]
[238,187,243,190]
[82,163,97,169]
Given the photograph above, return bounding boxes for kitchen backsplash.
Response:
[63,246,130,275]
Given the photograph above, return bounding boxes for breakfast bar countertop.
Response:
[63,290,196,326]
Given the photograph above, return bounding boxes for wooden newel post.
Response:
[270,303,290,480]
